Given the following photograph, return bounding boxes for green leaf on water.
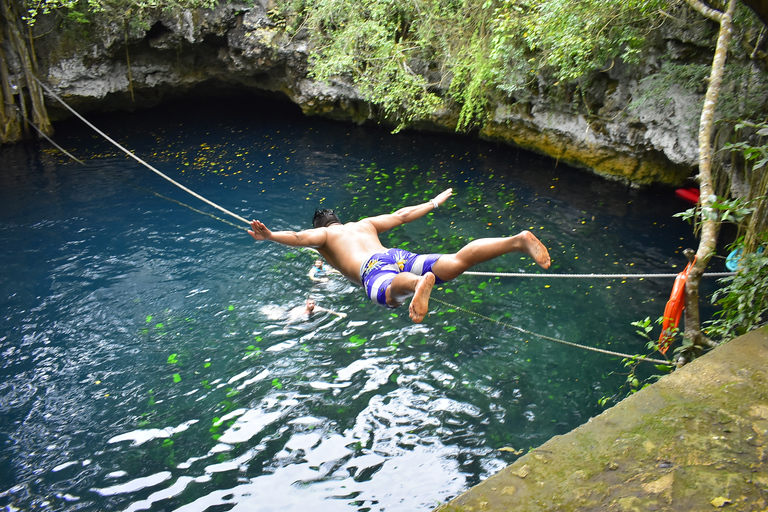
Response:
[167,354,179,364]
[443,326,457,333]
[173,373,181,383]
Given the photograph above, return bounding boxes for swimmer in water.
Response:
[286,297,346,324]
[249,188,550,323]
[308,259,339,282]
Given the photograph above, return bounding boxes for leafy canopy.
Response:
[23,0,218,26]
[279,0,674,131]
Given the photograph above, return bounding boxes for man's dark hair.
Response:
[313,209,341,228]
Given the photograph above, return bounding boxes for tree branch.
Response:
[685,0,723,23]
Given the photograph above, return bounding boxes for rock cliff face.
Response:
[35,1,714,185]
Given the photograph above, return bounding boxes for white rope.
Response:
[33,77,250,227]
[431,297,670,365]
[24,114,86,164]
[464,271,735,279]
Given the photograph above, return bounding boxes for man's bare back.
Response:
[249,188,550,323]
[314,221,389,285]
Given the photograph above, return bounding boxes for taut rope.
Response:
[431,296,670,365]
[32,76,250,227]
[464,271,734,279]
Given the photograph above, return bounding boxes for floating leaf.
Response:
[167,354,179,364]
[173,373,181,383]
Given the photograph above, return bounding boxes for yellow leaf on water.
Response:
[710,497,731,508]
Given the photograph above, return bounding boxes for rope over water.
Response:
[32,76,251,227]
[465,271,735,279]
[431,297,670,365]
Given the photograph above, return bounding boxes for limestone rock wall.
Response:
[32,1,717,185]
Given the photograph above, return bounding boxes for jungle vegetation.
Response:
[2,0,767,360]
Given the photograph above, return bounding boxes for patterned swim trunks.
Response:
[359,249,444,307]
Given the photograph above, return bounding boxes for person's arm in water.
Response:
[248,220,327,247]
[366,188,453,234]
[314,305,347,318]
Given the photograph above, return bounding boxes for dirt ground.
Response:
[435,328,768,512]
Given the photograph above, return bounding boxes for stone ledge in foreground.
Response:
[435,327,768,512]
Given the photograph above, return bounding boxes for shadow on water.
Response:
[0,95,723,511]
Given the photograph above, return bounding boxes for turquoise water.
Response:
[0,96,717,511]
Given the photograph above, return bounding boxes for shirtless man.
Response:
[248,188,550,323]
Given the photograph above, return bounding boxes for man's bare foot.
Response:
[409,272,436,323]
[520,231,551,269]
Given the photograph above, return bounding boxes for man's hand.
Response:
[248,220,272,241]
[433,188,453,207]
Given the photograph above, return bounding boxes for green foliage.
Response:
[598,317,674,407]
[674,194,761,225]
[279,0,675,131]
[520,0,666,83]
[705,245,768,340]
[23,0,219,27]
[291,0,444,131]
[725,122,768,171]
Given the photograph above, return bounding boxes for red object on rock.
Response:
[675,188,700,204]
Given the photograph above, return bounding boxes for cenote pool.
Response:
[0,95,721,511]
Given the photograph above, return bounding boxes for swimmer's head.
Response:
[313,209,341,228]
[314,259,323,268]
[306,298,316,313]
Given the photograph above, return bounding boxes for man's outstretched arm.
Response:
[248,220,327,248]
[367,188,453,233]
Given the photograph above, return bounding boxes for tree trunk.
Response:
[681,0,737,359]
[0,0,53,144]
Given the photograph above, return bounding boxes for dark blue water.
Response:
[0,96,718,511]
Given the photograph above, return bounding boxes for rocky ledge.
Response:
[435,328,768,511]
[33,1,718,185]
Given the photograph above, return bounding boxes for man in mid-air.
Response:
[249,188,550,323]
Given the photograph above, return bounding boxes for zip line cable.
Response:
[23,113,85,164]
[32,76,251,227]
[431,297,670,365]
[464,271,735,279]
